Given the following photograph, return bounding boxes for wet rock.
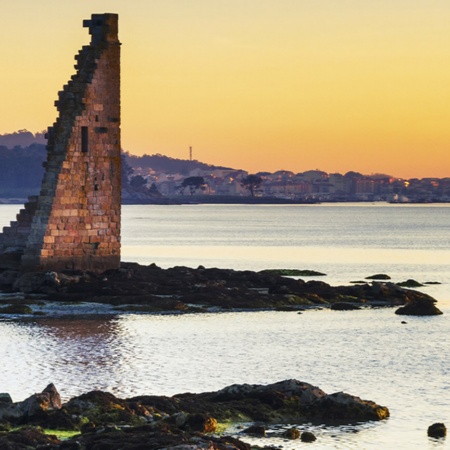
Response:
[191,415,217,433]
[330,302,361,311]
[365,274,391,280]
[77,425,251,450]
[64,390,142,426]
[211,379,327,406]
[0,270,20,288]
[395,298,443,316]
[428,422,446,438]
[0,394,13,404]
[18,383,62,417]
[174,413,217,433]
[0,426,60,449]
[0,304,33,315]
[243,424,266,436]
[396,279,424,287]
[0,385,61,424]
[308,391,389,422]
[0,400,22,422]
[5,262,439,313]
[13,271,61,294]
[260,269,326,277]
[282,427,300,439]
[301,431,317,442]
[0,381,389,449]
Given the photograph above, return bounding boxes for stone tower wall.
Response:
[0,13,121,272]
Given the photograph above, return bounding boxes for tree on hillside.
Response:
[241,174,263,197]
[130,175,147,189]
[148,182,162,197]
[0,144,46,197]
[179,176,206,195]
[121,154,134,184]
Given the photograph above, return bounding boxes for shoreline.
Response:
[3,199,450,206]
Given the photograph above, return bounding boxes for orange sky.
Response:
[1,1,450,178]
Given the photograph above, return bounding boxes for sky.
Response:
[1,1,450,178]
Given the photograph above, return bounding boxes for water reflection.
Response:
[1,309,449,449]
[1,317,128,401]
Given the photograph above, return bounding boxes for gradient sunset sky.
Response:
[1,1,449,178]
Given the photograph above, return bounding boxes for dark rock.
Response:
[260,269,326,277]
[308,392,389,422]
[243,424,266,436]
[64,390,143,426]
[301,431,317,442]
[76,425,251,450]
[59,441,83,450]
[6,262,437,313]
[0,426,60,448]
[0,401,22,422]
[0,270,20,288]
[395,298,443,316]
[365,274,391,280]
[0,304,33,315]
[13,271,61,294]
[428,422,446,438]
[0,423,10,432]
[0,394,13,404]
[0,380,389,449]
[40,409,81,431]
[18,383,62,418]
[196,415,217,433]
[396,279,424,287]
[210,379,327,405]
[183,413,217,433]
[330,302,361,311]
[282,427,300,439]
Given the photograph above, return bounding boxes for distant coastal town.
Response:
[1,130,449,203]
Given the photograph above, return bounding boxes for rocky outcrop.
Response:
[365,274,391,280]
[395,298,443,316]
[0,380,388,449]
[0,384,61,422]
[0,262,439,314]
[330,302,361,311]
[307,392,390,422]
[301,431,317,442]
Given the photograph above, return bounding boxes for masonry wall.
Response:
[0,13,121,272]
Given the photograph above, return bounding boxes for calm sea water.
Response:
[0,203,449,449]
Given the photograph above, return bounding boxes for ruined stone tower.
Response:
[0,13,121,272]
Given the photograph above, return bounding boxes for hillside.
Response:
[0,144,46,198]
[0,131,228,200]
[0,130,46,148]
[125,152,232,174]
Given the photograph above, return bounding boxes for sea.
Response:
[0,203,449,449]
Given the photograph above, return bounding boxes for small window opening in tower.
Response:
[81,127,89,153]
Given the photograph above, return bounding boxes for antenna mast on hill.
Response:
[189,146,192,161]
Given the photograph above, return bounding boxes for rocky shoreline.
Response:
[0,262,443,316]
[0,380,389,449]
